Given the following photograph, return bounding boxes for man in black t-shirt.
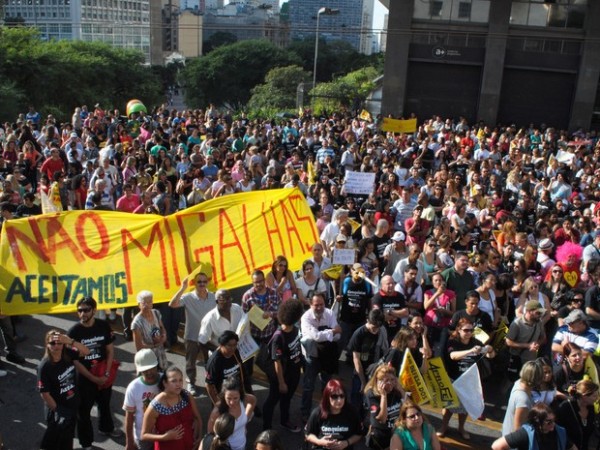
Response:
[371,275,408,343]
[348,309,388,412]
[204,330,247,404]
[67,297,120,449]
[338,263,373,358]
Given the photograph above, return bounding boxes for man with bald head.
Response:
[371,275,409,343]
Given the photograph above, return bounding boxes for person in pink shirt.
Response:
[116,183,141,213]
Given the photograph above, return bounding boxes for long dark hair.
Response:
[217,376,246,415]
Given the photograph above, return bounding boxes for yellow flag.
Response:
[473,327,490,345]
[583,357,600,413]
[359,109,371,121]
[322,264,344,280]
[423,357,460,409]
[381,118,417,134]
[399,350,431,405]
[347,217,361,234]
[491,320,509,352]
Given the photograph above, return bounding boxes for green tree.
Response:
[203,31,238,54]
[287,37,382,83]
[181,39,300,107]
[248,65,310,113]
[310,66,378,114]
[0,27,162,122]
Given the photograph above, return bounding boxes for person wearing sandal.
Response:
[438,317,496,440]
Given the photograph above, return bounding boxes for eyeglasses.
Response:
[48,341,64,346]
[330,394,345,400]
[552,270,563,274]
[543,418,555,425]
[461,328,474,333]
[406,412,422,420]
[77,307,92,313]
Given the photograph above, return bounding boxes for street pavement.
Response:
[0,311,505,450]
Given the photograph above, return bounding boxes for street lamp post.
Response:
[313,7,340,89]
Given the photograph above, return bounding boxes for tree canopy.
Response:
[181,39,301,107]
[247,65,310,114]
[310,66,379,114]
[0,27,163,123]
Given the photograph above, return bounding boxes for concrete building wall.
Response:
[178,11,203,58]
[382,0,600,130]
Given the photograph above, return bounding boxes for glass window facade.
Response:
[510,0,587,28]
[413,0,491,23]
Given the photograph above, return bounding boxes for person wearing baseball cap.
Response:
[382,231,408,276]
[552,309,598,357]
[505,300,546,380]
[123,349,160,450]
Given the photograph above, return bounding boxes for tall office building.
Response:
[381,0,600,130]
[287,0,374,54]
[3,0,156,64]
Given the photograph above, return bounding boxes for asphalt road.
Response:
[0,311,504,450]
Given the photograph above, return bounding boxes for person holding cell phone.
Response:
[304,379,363,450]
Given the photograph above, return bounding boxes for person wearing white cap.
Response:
[537,238,555,277]
[382,231,407,276]
[123,349,161,450]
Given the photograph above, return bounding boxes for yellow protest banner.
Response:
[381,118,417,134]
[0,188,318,315]
[399,350,431,405]
[491,320,509,352]
[582,357,600,413]
[423,357,460,409]
[347,218,361,234]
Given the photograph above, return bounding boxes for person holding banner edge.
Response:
[438,317,496,440]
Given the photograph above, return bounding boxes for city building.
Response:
[202,1,288,49]
[3,0,157,64]
[287,0,375,54]
[381,0,600,131]
[178,9,203,57]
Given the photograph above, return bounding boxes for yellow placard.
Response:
[248,305,270,331]
[399,350,431,405]
[473,327,490,345]
[359,109,372,121]
[423,357,460,409]
[0,188,318,315]
[381,118,417,134]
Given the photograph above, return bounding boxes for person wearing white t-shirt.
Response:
[123,349,161,450]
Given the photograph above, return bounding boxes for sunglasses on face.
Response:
[330,394,345,400]
[77,307,92,314]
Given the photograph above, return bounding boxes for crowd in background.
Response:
[3,104,600,449]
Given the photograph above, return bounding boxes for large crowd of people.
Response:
[2,104,600,449]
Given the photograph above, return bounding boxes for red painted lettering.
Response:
[218,208,250,281]
[287,194,319,252]
[121,222,169,294]
[260,201,284,261]
[75,213,110,260]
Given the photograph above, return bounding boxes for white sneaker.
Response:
[0,369,7,377]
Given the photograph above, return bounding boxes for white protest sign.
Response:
[344,171,376,195]
[333,248,356,265]
[235,314,260,362]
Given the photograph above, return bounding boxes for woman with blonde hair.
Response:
[495,220,517,250]
[515,277,551,325]
[364,365,404,449]
[389,400,441,450]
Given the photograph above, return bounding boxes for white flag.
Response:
[452,363,484,420]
